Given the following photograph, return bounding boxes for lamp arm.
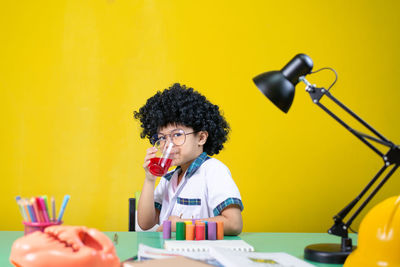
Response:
[323,90,393,145]
[307,86,392,157]
[304,83,400,238]
[328,164,388,238]
[301,79,393,146]
[335,165,387,221]
[352,129,394,147]
[344,164,399,229]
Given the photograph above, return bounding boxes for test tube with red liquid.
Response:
[149,142,174,177]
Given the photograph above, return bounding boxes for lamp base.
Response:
[304,243,356,264]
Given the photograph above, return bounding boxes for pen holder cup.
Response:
[23,221,62,235]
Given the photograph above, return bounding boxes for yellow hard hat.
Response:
[344,195,400,267]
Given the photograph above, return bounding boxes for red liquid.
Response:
[149,157,173,177]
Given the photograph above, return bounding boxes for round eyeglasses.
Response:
[151,129,198,146]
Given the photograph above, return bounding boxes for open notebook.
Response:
[125,244,315,267]
[209,247,316,267]
[164,239,255,252]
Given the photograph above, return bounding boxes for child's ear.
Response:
[198,131,208,146]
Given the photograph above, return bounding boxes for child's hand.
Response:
[156,215,183,232]
[143,147,157,182]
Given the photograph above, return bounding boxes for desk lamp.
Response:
[252,54,400,264]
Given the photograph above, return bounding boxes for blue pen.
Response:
[57,195,70,222]
[27,203,37,222]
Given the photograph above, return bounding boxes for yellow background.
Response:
[1,0,399,232]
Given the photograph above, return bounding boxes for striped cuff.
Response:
[213,198,244,216]
[154,202,162,211]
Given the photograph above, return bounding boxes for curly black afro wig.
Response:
[134,83,230,156]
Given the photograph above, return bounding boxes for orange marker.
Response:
[186,224,195,240]
[217,221,224,240]
[22,200,31,222]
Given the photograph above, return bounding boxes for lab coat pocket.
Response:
[175,197,202,219]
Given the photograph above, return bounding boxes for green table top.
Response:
[0,231,356,267]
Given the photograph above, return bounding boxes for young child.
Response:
[134,83,243,235]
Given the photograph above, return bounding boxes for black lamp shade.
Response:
[253,54,314,113]
[253,71,295,113]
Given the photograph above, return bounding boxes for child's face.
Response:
[157,124,207,168]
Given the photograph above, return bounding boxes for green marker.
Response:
[42,195,50,218]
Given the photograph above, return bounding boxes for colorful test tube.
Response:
[208,221,217,240]
[163,220,171,239]
[176,222,186,240]
[204,221,208,240]
[217,221,224,240]
[186,224,195,240]
[195,224,205,240]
